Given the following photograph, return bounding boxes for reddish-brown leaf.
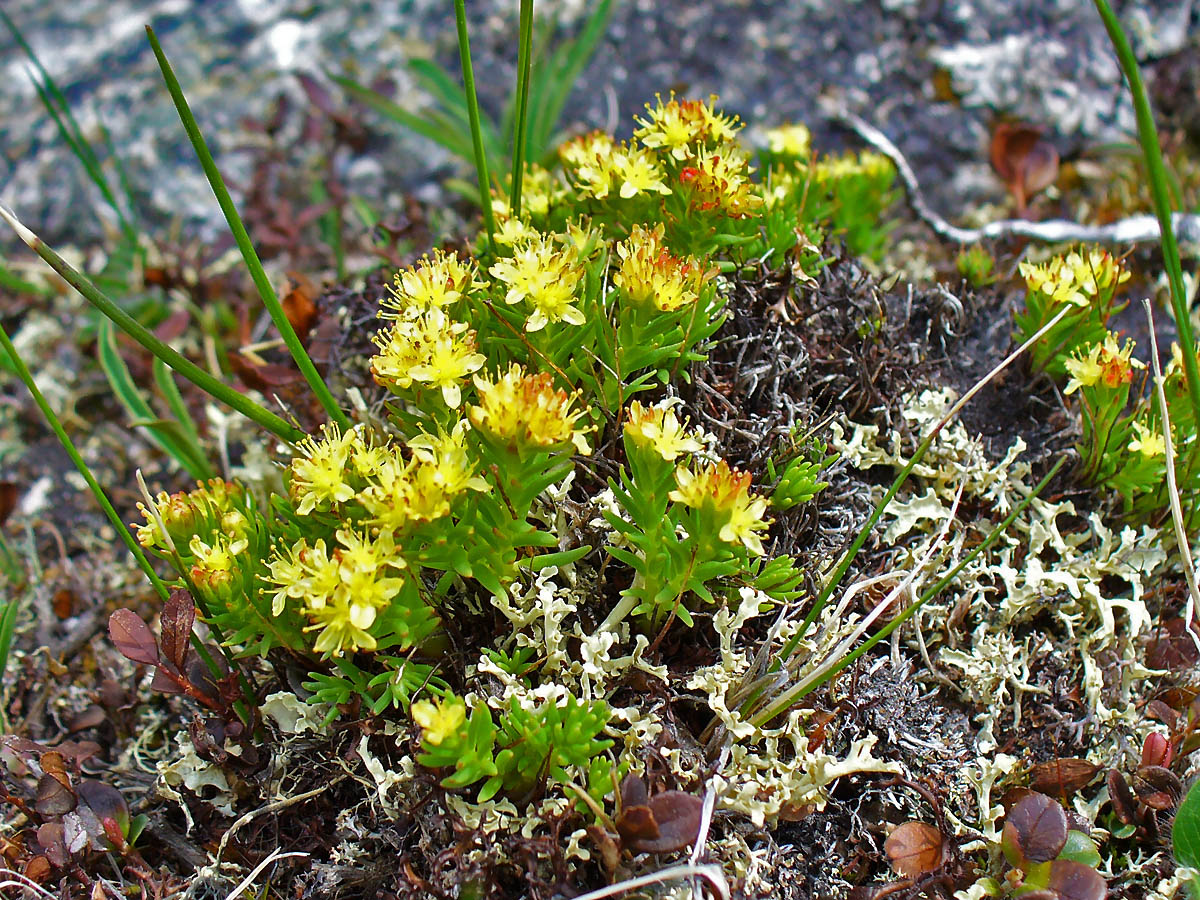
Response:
[228,352,302,391]
[77,780,129,837]
[107,610,158,665]
[67,705,108,734]
[615,804,659,842]
[1107,769,1138,825]
[632,791,703,854]
[281,273,321,343]
[989,122,1059,215]
[0,481,18,526]
[619,773,649,810]
[23,855,52,883]
[885,821,945,878]
[1146,617,1200,670]
[1141,731,1174,769]
[1048,860,1107,900]
[160,590,196,672]
[1132,765,1182,811]
[1003,792,1067,864]
[35,772,76,817]
[1028,758,1100,798]
[51,588,75,619]
[150,668,185,695]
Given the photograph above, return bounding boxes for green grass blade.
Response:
[98,319,213,480]
[534,0,613,158]
[453,0,496,248]
[1093,0,1200,437]
[0,203,305,444]
[1,9,139,243]
[145,26,349,432]
[329,73,475,157]
[0,322,172,605]
[153,356,205,452]
[0,594,19,684]
[509,0,535,216]
[751,457,1065,726]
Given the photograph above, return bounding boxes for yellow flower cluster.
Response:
[136,479,245,552]
[1063,332,1144,395]
[624,399,704,461]
[633,93,741,160]
[411,696,467,746]
[764,122,812,158]
[189,533,248,603]
[379,249,481,317]
[1019,248,1130,308]
[614,223,711,312]
[813,150,893,183]
[678,144,764,218]
[470,364,591,455]
[669,459,771,555]
[559,131,671,202]
[267,529,407,655]
[371,306,486,407]
[489,231,586,331]
[273,424,484,654]
[1129,420,1166,458]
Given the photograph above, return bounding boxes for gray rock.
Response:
[1,0,1196,257]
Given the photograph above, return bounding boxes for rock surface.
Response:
[0,0,1196,254]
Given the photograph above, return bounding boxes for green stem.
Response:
[0,205,304,445]
[750,457,1065,726]
[0,323,171,601]
[1093,0,1200,445]
[145,26,350,432]
[453,0,497,249]
[509,0,535,217]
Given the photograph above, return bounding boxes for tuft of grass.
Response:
[145,26,350,432]
[0,203,306,445]
[1092,0,1200,441]
[452,0,496,248]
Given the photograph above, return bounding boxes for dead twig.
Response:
[822,97,1200,252]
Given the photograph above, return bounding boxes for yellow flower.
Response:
[625,399,704,461]
[765,123,811,158]
[1129,421,1165,458]
[670,459,771,555]
[371,309,486,407]
[412,696,467,746]
[678,144,763,218]
[267,530,408,655]
[613,223,710,311]
[380,249,480,317]
[488,233,586,332]
[634,93,741,159]
[408,420,488,495]
[560,131,618,200]
[470,364,591,454]
[289,424,358,514]
[611,146,671,199]
[1018,248,1129,309]
[1064,333,1142,394]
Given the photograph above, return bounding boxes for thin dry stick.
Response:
[1141,298,1200,655]
[568,863,730,900]
[821,97,1200,251]
[215,777,346,864]
[221,849,309,900]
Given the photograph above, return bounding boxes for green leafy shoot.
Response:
[330,0,613,203]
